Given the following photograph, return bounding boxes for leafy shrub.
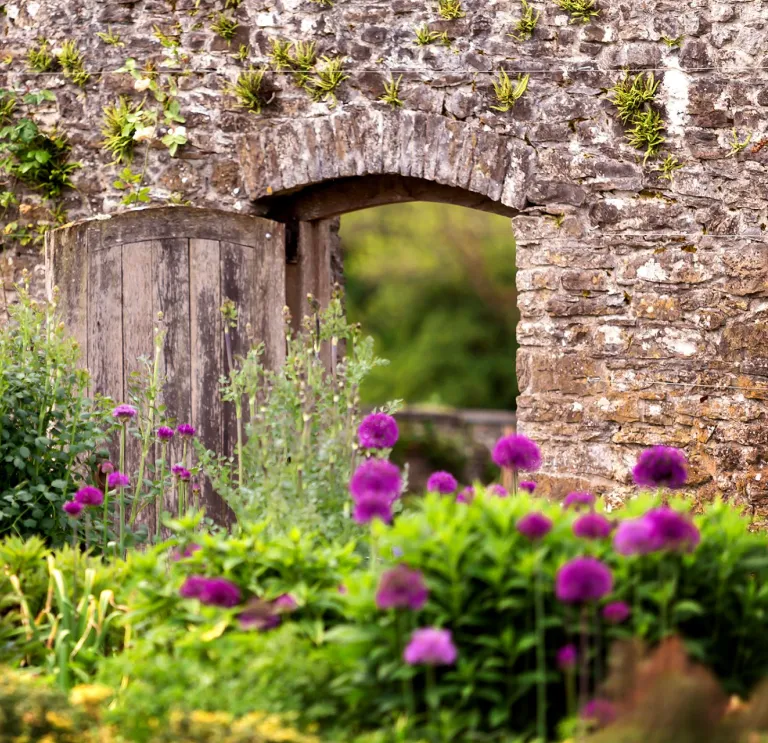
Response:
[199,293,399,540]
[0,283,109,545]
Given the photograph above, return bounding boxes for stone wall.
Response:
[2,0,768,514]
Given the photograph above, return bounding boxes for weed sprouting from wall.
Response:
[608,71,666,164]
[509,0,540,41]
[229,67,272,115]
[491,70,529,112]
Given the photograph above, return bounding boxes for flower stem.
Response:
[578,605,589,741]
[102,477,110,556]
[119,424,126,559]
[396,612,415,717]
[369,523,378,572]
[425,665,438,737]
[534,560,547,741]
[157,443,167,539]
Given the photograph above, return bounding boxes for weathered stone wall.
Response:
[2,0,768,514]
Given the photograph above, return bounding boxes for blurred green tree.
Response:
[340,202,519,410]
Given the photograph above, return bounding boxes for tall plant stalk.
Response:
[534,555,547,741]
[118,424,126,558]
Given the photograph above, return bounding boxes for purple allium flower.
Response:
[100,461,114,474]
[376,565,429,611]
[63,500,84,518]
[613,518,656,556]
[171,543,202,561]
[176,423,197,438]
[191,481,201,493]
[557,644,577,670]
[358,413,399,450]
[179,575,208,599]
[556,557,613,604]
[492,434,541,472]
[573,513,612,540]
[563,492,596,511]
[632,446,688,490]
[426,471,458,495]
[519,481,537,494]
[337,584,348,595]
[517,512,553,540]
[644,507,700,552]
[107,472,130,489]
[456,486,474,504]
[352,493,393,524]
[273,593,298,613]
[349,459,401,502]
[581,698,617,728]
[171,465,192,481]
[489,484,509,498]
[403,628,458,666]
[237,597,281,631]
[198,577,242,608]
[603,601,631,624]
[157,426,175,442]
[74,486,104,507]
[112,404,137,421]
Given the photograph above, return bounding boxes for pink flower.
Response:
[517,512,552,540]
[172,465,191,481]
[376,565,428,611]
[157,426,175,441]
[112,404,137,422]
[426,471,457,495]
[107,472,130,489]
[75,486,104,507]
[63,501,84,518]
[100,461,114,474]
[456,486,474,504]
[349,459,401,502]
[556,557,613,604]
[602,601,631,624]
[489,484,509,498]
[492,434,541,472]
[352,493,393,524]
[273,594,298,613]
[519,480,537,493]
[573,513,612,540]
[403,628,457,666]
[176,423,197,438]
[557,644,577,670]
[563,491,596,511]
[358,413,399,449]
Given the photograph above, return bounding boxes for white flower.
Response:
[168,125,187,139]
[133,125,157,142]
[134,78,152,92]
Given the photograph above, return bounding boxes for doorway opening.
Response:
[339,202,519,492]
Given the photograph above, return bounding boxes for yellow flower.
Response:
[189,710,232,726]
[45,710,74,729]
[70,684,113,707]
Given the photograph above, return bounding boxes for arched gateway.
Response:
[0,0,761,519]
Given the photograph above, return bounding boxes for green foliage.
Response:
[726,129,752,157]
[0,283,109,546]
[0,91,81,200]
[555,0,599,23]
[491,70,529,112]
[608,72,666,163]
[95,26,124,46]
[197,294,398,539]
[230,66,271,114]
[211,13,239,42]
[308,56,349,107]
[57,40,90,87]
[414,25,450,47]
[380,75,404,108]
[235,43,250,62]
[437,0,465,20]
[341,203,519,410]
[655,154,683,181]
[269,39,293,70]
[26,38,55,72]
[100,96,147,163]
[112,165,151,205]
[509,0,540,41]
[661,34,684,48]
[290,41,318,88]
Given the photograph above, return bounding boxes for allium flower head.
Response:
[107,472,130,489]
[492,434,541,472]
[632,446,688,490]
[273,593,298,613]
[198,577,242,608]
[179,575,208,599]
[176,423,197,438]
[100,461,114,474]
[556,557,613,604]
[349,459,401,502]
[63,500,84,518]
[603,601,631,624]
[171,465,191,481]
[352,493,393,524]
[519,481,537,493]
[237,597,281,631]
[376,565,428,611]
[644,507,700,552]
[112,404,137,422]
[426,471,457,495]
[573,513,612,540]
[403,628,457,666]
[157,426,175,441]
[613,518,656,556]
[75,486,104,507]
[358,413,399,450]
[581,698,617,728]
[456,486,474,504]
[489,484,508,498]
[563,491,596,511]
[517,512,553,541]
[557,644,577,670]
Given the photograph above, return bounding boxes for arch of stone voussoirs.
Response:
[240,108,534,221]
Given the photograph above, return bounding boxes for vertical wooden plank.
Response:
[189,239,224,522]
[121,241,155,529]
[46,223,88,367]
[154,238,191,521]
[252,223,286,369]
[87,242,123,401]
[286,218,334,330]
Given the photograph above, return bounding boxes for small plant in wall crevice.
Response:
[555,0,599,24]
[307,56,349,107]
[379,74,404,108]
[26,38,55,72]
[491,70,529,112]
[509,0,540,41]
[57,39,90,87]
[228,67,274,115]
[210,13,239,43]
[101,97,149,164]
[437,0,465,20]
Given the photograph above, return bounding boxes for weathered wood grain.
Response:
[189,239,224,522]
